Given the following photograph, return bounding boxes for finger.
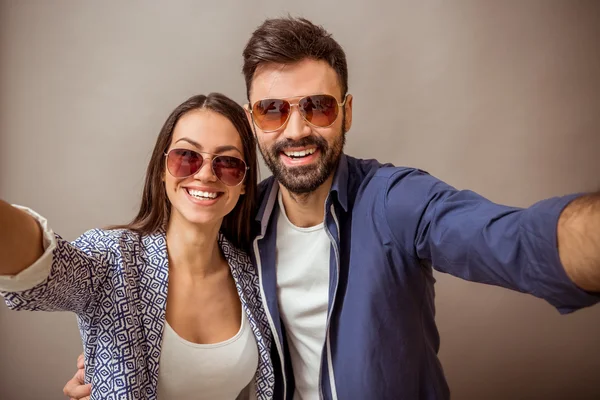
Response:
[76,368,85,384]
[63,374,76,396]
[69,383,91,398]
[77,353,85,369]
[63,378,91,399]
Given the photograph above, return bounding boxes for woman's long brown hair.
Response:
[110,93,257,251]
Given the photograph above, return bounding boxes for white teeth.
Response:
[187,189,218,199]
[284,148,316,158]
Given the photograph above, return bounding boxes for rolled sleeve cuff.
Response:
[526,194,600,314]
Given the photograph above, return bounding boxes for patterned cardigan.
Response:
[2,226,274,399]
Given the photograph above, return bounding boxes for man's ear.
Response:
[343,94,353,132]
[244,104,259,138]
[243,104,253,126]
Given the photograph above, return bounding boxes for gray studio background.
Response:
[1,1,599,399]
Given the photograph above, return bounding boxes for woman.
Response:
[0,93,274,399]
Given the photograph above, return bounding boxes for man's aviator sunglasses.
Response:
[249,94,348,132]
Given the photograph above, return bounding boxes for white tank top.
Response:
[157,310,258,399]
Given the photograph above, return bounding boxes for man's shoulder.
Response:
[344,155,427,187]
[343,156,450,218]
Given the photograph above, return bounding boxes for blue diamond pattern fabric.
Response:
[2,228,274,399]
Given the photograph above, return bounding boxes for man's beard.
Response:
[258,122,346,195]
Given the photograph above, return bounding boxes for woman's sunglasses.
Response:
[164,149,248,187]
[250,94,347,132]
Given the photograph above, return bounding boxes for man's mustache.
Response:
[271,136,328,154]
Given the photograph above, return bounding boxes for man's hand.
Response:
[63,353,91,400]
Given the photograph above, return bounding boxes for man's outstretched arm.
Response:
[383,168,599,313]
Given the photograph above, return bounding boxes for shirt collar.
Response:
[255,153,350,229]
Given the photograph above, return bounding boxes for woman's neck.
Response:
[165,213,226,278]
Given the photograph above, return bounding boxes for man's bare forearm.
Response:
[0,199,44,276]
[558,192,600,292]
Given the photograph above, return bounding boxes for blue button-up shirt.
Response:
[252,154,599,399]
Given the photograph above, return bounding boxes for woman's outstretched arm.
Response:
[0,199,44,276]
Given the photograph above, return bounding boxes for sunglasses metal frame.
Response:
[164,149,249,187]
[248,93,348,133]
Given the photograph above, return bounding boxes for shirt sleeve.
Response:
[383,168,600,314]
[0,205,56,292]
[0,206,113,315]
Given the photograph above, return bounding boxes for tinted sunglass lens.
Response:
[299,95,339,127]
[252,99,290,131]
[167,149,203,178]
[213,156,247,186]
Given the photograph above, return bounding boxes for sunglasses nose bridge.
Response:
[264,101,302,133]
[286,98,310,124]
[288,102,305,121]
[283,107,312,141]
[191,155,218,182]
[274,101,301,130]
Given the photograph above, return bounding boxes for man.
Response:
[66,17,599,399]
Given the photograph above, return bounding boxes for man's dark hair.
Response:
[242,17,348,100]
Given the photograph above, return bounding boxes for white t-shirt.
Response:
[157,310,258,400]
[275,192,331,400]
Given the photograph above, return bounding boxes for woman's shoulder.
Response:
[76,227,137,242]
[71,228,166,270]
[73,228,154,252]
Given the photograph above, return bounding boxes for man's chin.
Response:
[275,170,330,195]
[278,162,319,174]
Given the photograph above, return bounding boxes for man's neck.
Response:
[279,174,334,228]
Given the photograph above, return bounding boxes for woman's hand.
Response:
[63,353,91,400]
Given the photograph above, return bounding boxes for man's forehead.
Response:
[250,60,341,100]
